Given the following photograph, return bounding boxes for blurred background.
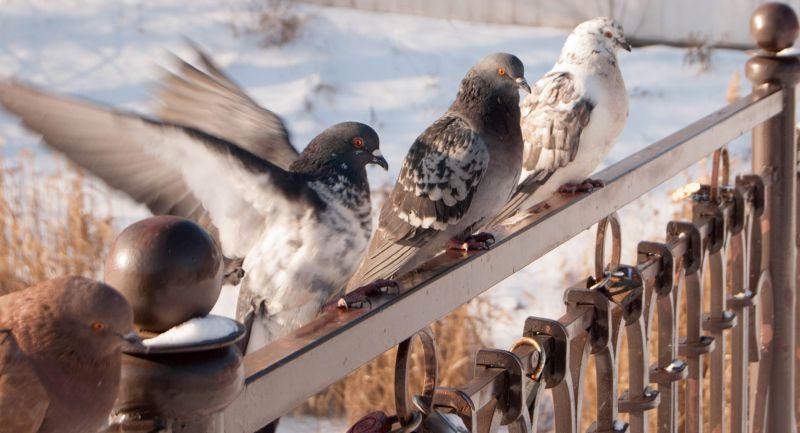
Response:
[0,0,768,431]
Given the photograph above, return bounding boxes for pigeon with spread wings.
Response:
[344,53,529,297]
[0,73,387,354]
[491,18,630,226]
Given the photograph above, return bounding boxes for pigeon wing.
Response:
[491,71,594,224]
[0,81,322,259]
[347,115,488,288]
[0,330,49,433]
[156,46,299,170]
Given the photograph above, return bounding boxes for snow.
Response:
[0,1,763,430]
[142,314,240,348]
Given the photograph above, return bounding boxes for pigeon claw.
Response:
[558,178,605,195]
[323,279,400,312]
[448,232,496,251]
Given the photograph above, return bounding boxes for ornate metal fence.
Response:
[107,3,800,433]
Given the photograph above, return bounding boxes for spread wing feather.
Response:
[155,45,299,170]
[0,81,321,258]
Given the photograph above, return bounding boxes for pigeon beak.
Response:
[515,77,532,94]
[121,330,146,351]
[617,38,632,52]
[371,149,389,171]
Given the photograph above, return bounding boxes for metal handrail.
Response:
[223,88,784,432]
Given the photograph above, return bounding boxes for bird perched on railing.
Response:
[0,276,140,433]
[491,17,630,225]
[0,50,388,354]
[343,53,529,300]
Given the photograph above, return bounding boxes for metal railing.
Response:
[154,4,798,433]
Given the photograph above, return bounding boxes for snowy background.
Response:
[0,1,758,430]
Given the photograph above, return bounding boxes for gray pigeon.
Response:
[0,276,139,433]
[0,79,387,355]
[344,53,529,295]
[491,18,629,225]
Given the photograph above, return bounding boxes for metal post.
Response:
[745,3,800,432]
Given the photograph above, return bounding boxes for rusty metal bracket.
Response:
[475,349,524,425]
[649,359,688,384]
[666,221,702,274]
[523,318,567,388]
[693,201,725,254]
[736,174,765,218]
[637,241,674,297]
[564,288,613,354]
[722,185,746,235]
[703,310,738,333]
[592,265,644,325]
[618,386,660,414]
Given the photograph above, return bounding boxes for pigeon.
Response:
[0,276,139,433]
[490,17,629,225]
[344,53,529,295]
[0,73,387,354]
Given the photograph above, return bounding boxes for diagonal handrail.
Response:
[223,88,783,432]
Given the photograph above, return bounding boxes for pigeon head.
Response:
[470,52,531,94]
[291,121,386,180]
[564,18,630,60]
[16,277,139,360]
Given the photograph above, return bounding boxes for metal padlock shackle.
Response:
[509,336,547,381]
[395,326,439,424]
[595,212,622,281]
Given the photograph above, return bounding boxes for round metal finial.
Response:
[105,216,223,332]
[751,2,799,52]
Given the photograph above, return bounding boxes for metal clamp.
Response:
[565,288,613,354]
[637,241,674,297]
[475,349,525,425]
[666,221,702,275]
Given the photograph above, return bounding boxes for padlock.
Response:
[346,411,396,433]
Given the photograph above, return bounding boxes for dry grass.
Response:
[0,151,115,295]
[300,297,498,422]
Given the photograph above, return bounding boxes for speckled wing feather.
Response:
[348,115,488,287]
[0,81,322,259]
[491,71,593,224]
[0,330,48,433]
[156,46,298,170]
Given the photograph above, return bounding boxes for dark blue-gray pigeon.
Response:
[344,53,529,295]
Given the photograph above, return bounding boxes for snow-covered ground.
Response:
[0,1,757,430]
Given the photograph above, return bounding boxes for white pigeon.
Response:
[492,17,629,224]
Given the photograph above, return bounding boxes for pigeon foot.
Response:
[448,232,496,251]
[323,279,399,312]
[558,178,605,195]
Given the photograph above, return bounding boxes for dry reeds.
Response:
[0,151,115,295]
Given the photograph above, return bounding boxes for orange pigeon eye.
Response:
[604,31,613,38]
[497,67,506,76]
[352,137,365,148]
[91,321,106,332]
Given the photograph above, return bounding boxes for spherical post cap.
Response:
[751,2,799,52]
[104,216,223,333]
